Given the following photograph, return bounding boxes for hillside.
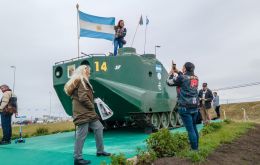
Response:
[209,101,260,123]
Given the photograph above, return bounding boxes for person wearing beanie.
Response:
[198,83,213,125]
[167,62,200,150]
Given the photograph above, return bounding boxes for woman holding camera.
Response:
[167,62,200,150]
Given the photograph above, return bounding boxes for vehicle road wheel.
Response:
[151,113,161,130]
[169,111,177,127]
[177,112,183,126]
[160,112,170,128]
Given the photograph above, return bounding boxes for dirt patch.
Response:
[154,157,192,165]
[154,124,260,165]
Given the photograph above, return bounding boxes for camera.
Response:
[172,61,176,70]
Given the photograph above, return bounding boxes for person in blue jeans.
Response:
[0,85,15,145]
[167,62,199,150]
[114,20,127,56]
[1,113,13,144]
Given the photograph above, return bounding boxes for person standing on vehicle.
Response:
[114,20,127,56]
[0,84,17,145]
[213,92,221,119]
[167,62,199,150]
[64,65,111,165]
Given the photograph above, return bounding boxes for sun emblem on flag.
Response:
[96,25,102,31]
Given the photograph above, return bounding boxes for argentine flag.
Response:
[79,11,115,41]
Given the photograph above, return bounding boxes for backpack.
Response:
[4,94,18,114]
[9,96,17,108]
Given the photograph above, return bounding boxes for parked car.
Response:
[36,120,44,124]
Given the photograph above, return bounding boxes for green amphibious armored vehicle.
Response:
[53,47,183,130]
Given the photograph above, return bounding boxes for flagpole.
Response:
[144,23,147,54]
[76,4,80,58]
[131,15,142,47]
[144,16,149,54]
[131,22,139,47]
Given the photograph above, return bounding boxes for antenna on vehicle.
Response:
[81,52,88,56]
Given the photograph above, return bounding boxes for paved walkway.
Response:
[0,124,206,165]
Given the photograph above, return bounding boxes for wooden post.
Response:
[242,108,247,122]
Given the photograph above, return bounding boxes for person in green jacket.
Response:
[64,65,111,165]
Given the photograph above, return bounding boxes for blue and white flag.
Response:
[79,11,115,41]
[139,15,143,25]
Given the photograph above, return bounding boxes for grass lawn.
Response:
[177,121,254,162]
[210,101,260,123]
[0,121,75,139]
[103,120,255,164]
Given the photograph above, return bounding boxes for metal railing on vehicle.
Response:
[54,52,107,65]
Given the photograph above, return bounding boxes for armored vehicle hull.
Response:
[53,48,182,129]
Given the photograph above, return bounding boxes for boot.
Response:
[74,159,91,165]
[96,151,111,157]
[0,140,11,145]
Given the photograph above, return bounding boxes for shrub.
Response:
[200,122,222,136]
[146,128,189,158]
[184,150,203,162]
[223,119,232,124]
[172,132,189,151]
[136,148,157,165]
[110,153,133,165]
[33,127,49,136]
[200,125,214,136]
[210,122,222,129]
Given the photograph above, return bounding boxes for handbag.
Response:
[94,98,113,120]
[121,39,126,45]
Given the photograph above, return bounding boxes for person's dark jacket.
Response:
[114,26,127,45]
[71,79,99,126]
[167,71,199,109]
[114,26,127,39]
[198,89,213,109]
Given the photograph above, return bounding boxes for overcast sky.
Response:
[0,0,260,118]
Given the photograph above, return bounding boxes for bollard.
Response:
[242,108,248,122]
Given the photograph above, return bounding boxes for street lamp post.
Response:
[49,91,52,118]
[155,45,161,56]
[10,66,16,93]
